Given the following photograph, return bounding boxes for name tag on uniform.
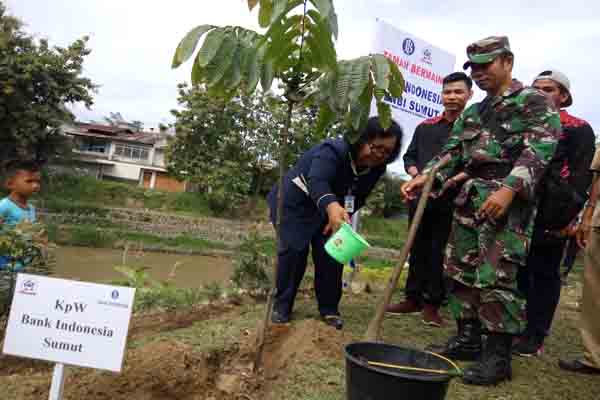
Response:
[344,195,355,213]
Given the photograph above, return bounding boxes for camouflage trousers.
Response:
[445,179,533,335]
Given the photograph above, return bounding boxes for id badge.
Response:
[344,195,355,213]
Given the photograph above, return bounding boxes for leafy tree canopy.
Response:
[0,3,96,168]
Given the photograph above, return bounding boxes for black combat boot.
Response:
[426,319,482,361]
[463,333,513,386]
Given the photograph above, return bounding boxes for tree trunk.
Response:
[254,100,294,372]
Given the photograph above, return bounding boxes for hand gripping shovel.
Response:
[365,157,450,342]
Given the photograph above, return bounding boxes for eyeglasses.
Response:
[368,142,394,158]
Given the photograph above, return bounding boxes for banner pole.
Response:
[48,363,67,400]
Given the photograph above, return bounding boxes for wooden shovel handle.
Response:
[364,156,451,342]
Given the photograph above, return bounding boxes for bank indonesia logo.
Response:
[402,38,415,55]
[111,290,120,300]
[421,48,432,65]
[20,279,37,295]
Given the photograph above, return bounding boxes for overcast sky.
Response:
[7,1,600,162]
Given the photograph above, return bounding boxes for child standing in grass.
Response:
[0,160,41,270]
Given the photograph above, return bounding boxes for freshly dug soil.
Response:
[1,309,351,399]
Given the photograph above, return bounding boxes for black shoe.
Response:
[463,333,513,386]
[322,315,343,330]
[271,310,290,324]
[426,319,482,361]
[513,335,544,357]
[559,359,600,375]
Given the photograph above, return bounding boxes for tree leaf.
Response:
[371,54,390,91]
[327,9,338,39]
[271,0,289,24]
[265,26,301,63]
[172,24,214,68]
[245,50,260,93]
[260,59,274,91]
[205,31,237,87]
[272,43,300,73]
[191,52,205,85]
[258,0,274,28]
[227,45,243,90]
[305,10,336,70]
[376,99,392,130]
[315,102,335,135]
[308,0,332,19]
[350,78,373,133]
[346,56,370,107]
[387,59,405,98]
[334,61,354,112]
[197,28,228,67]
[309,0,337,39]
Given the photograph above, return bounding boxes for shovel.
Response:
[365,157,450,341]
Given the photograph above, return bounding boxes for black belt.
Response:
[467,163,512,180]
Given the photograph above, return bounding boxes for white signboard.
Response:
[372,19,456,175]
[3,273,135,373]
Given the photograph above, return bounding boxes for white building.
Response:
[62,123,186,192]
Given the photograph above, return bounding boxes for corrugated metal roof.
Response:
[65,123,160,145]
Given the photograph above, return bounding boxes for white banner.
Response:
[3,274,135,372]
[372,20,456,175]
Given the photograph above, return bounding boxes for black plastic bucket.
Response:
[345,342,455,400]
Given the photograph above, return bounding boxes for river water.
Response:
[53,246,233,288]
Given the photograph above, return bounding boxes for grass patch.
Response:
[271,358,345,400]
[52,224,229,251]
[119,231,229,251]
[131,303,264,352]
[356,256,396,269]
[360,215,408,250]
[41,173,270,218]
[252,276,597,400]
[65,225,117,247]
[365,236,405,250]
[361,216,408,241]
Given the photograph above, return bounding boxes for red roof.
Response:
[65,123,160,145]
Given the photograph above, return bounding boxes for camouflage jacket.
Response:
[423,79,560,232]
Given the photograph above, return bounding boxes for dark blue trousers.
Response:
[405,200,452,306]
[274,232,343,317]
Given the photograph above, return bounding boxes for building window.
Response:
[114,144,150,161]
[79,139,108,154]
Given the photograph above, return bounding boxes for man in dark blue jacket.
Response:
[268,117,403,329]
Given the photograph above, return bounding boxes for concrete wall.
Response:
[102,162,142,182]
[153,149,166,167]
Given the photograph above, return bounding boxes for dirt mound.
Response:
[41,341,226,400]
[3,316,352,399]
[247,319,353,376]
[0,355,53,377]
[0,303,232,380]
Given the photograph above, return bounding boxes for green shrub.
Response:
[113,265,208,312]
[231,231,271,297]
[68,226,116,247]
[202,281,223,302]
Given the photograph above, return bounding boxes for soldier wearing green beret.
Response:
[402,36,561,385]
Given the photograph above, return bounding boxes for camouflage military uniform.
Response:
[423,79,561,334]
